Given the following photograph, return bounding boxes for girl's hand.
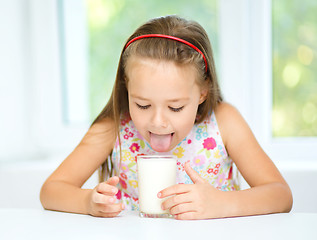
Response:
[87,176,125,217]
[159,162,226,220]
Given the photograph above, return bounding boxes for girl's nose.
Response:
[152,109,168,128]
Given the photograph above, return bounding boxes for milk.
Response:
[137,155,177,218]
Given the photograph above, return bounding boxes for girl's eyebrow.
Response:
[130,94,149,101]
[168,97,190,102]
[130,94,189,102]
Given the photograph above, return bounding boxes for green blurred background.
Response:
[272,0,317,137]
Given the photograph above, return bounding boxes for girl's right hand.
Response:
[87,176,124,217]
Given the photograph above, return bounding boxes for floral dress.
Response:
[111,112,240,211]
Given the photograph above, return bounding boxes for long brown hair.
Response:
[93,15,222,182]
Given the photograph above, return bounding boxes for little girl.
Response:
[40,15,292,220]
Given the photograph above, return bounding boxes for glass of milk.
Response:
[137,155,177,218]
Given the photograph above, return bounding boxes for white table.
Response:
[0,209,316,240]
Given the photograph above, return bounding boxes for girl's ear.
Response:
[199,81,209,104]
[199,89,208,104]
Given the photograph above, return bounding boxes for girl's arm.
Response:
[217,103,293,216]
[159,103,293,219]
[40,118,124,217]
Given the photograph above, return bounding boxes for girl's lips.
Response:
[149,132,174,152]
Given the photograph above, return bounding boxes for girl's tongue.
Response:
[150,133,173,152]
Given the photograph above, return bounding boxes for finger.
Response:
[161,193,191,210]
[158,184,190,198]
[169,202,197,215]
[106,176,120,186]
[93,192,117,204]
[98,202,124,214]
[184,162,205,184]
[96,181,118,195]
[174,211,197,220]
[98,211,122,218]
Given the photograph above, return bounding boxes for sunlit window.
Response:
[272,0,317,137]
[85,0,219,120]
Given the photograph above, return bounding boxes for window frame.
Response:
[28,0,89,155]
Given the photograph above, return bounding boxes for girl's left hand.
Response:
[158,162,227,220]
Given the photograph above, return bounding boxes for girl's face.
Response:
[126,56,207,152]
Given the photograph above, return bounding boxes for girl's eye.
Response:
[169,106,184,112]
[136,103,150,110]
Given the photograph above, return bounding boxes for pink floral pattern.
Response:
[203,137,217,150]
[129,143,140,153]
[193,154,206,166]
[111,112,240,211]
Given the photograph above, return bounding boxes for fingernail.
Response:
[111,188,117,194]
[109,197,115,203]
[157,192,161,198]
[121,203,125,210]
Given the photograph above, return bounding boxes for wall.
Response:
[0,158,98,209]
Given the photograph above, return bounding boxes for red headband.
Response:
[124,34,208,73]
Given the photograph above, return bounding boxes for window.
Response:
[5,0,313,162]
[218,0,317,163]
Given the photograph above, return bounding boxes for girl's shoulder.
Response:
[214,102,240,119]
[214,102,247,147]
[91,117,116,132]
[81,117,116,149]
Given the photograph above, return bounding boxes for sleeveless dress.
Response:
[111,112,240,211]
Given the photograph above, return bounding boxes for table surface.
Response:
[0,208,316,240]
